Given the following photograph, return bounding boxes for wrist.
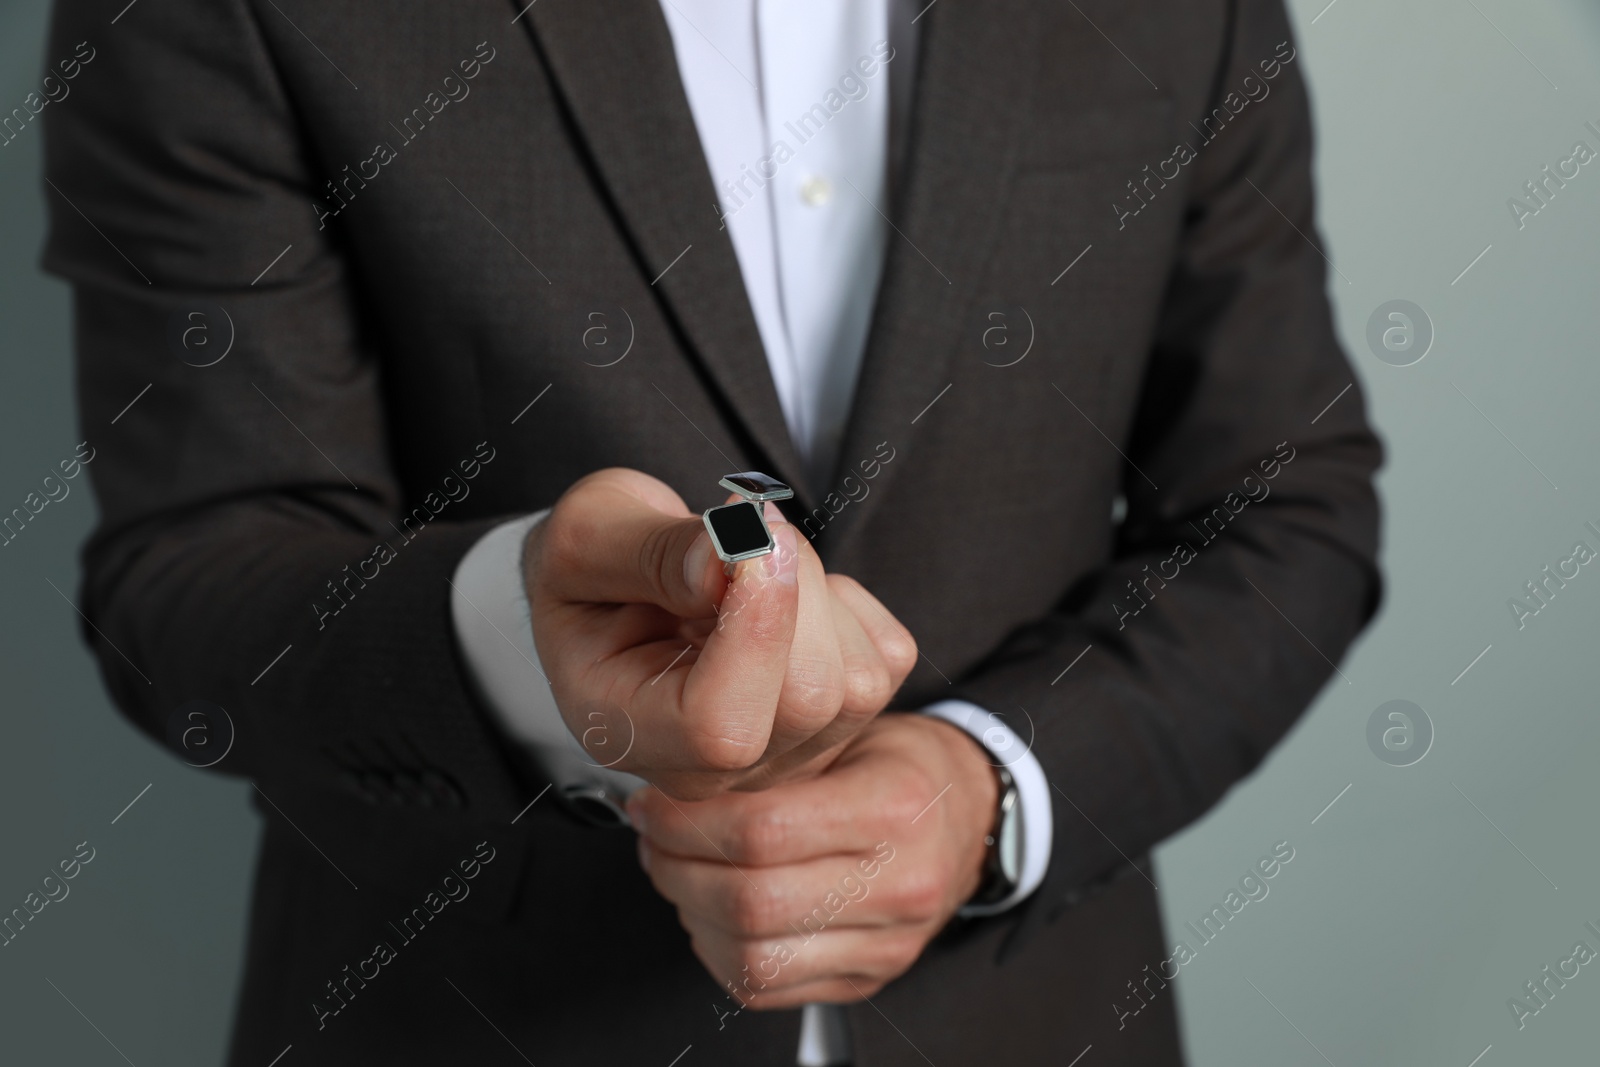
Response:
[918,716,1000,904]
[920,703,1053,916]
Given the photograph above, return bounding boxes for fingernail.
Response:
[762,501,788,525]
[763,523,799,585]
[625,792,647,833]
[636,836,652,872]
[683,533,713,600]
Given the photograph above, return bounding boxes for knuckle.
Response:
[728,880,777,935]
[880,627,918,680]
[730,940,760,972]
[841,656,893,714]
[781,657,845,729]
[734,938,781,974]
[881,789,926,828]
[829,701,877,744]
[683,726,762,773]
[727,804,786,865]
[828,575,918,681]
[893,870,946,921]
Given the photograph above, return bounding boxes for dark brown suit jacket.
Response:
[43,0,1381,1063]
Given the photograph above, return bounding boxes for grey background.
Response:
[2,0,1597,1063]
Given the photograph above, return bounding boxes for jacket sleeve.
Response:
[40,0,526,814]
[954,1,1383,903]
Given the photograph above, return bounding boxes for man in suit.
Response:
[43,0,1380,1063]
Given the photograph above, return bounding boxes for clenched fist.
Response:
[523,468,917,800]
[628,712,999,1007]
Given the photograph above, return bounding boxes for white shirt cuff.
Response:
[920,700,1053,916]
[448,511,645,803]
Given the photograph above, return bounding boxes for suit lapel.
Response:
[516,0,813,500]
[821,0,1042,551]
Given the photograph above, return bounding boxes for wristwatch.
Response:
[560,783,632,828]
[969,762,1022,907]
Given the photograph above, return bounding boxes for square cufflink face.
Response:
[718,471,794,503]
[703,501,775,563]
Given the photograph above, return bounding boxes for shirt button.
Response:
[799,174,833,206]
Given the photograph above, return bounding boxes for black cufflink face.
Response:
[703,472,792,563]
[704,501,774,562]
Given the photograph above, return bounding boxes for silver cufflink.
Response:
[703,471,793,563]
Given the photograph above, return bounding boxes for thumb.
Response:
[537,468,725,616]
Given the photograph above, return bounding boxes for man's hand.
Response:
[627,713,999,1008]
[524,468,917,800]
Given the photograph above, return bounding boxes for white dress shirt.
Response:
[662,0,891,486]
[449,4,1051,1062]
